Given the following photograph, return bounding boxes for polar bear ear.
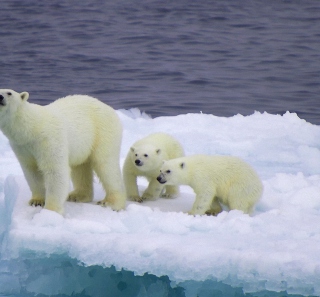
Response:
[180,162,185,169]
[130,147,135,152]
[156,149,161,155]
[20,92,29,101]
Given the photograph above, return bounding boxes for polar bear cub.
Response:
[0,89,126,214]
[157,155,263,215]
[123,133,185,202]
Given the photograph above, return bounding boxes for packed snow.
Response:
[0,109,320,296]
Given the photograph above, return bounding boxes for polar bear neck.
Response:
[0,101,45,145]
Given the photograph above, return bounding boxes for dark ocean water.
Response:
[1,0,320,125]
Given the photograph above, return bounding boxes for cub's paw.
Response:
[29,197,45,207]
[161,193,178,199]
[68,191,92,203]
[141,192,157,201]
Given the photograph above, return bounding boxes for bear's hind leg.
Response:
[93,154,126,211]
[68,160,94,203]
[205,198,223,216]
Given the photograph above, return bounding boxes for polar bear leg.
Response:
[95,161,126,210]
[93,150,126,210]
[123,171,140,202]
[24,165,46,207]
[189,189,216,215]
[228,195,253,214]
[68,160,93,203]
[227,185,257,214]
[11,146,46,206]
[142,179,164,201]
[162,185,179,199]
[205,198,223,216]
[42,166,70,214]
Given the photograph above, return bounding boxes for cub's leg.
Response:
[123,167,140,201]
[141,179,165,201]
[189,188,216,215]
[205,198,223,216]
[162,185,179,199]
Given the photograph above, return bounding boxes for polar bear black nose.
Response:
[135,159,142,165]
[157,175,166,184]
[0,95,4,101]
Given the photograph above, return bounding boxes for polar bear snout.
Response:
[135,159,143,166]
[0,95,5,106]
[157,174,167,184]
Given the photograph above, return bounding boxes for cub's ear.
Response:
[156,149,161,154]
[20,92,29,101]
[180,162,185,169]
[130,147,135,152]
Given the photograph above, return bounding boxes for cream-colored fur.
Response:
[0,89,126,214]
[158,155,263,215]
[123,133,185,202]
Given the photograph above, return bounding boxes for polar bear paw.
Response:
[97,194,126,211]
[141,192,158,201]
[29,197,45,207]
[161,193,177,199]
[68,191,93,203]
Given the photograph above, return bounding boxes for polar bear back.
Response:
[44,95,121,166]
[187,154,260,185]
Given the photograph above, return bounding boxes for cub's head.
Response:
[157,159,186,185]
[0,89,29,114]
[130,144,164,172]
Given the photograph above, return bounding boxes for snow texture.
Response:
[0,110,320,296]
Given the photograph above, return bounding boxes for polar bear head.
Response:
[130,144,165,172]
[0,89,29,116]
[157,158,187,185]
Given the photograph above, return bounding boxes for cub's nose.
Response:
[135,159,141,165]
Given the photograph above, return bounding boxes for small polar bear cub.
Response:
[123,133,185,202]
[157,155,263,215]
[0,89,126,214]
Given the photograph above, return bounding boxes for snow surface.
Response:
[0,110,320,296]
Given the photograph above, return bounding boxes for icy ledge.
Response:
[0,175,319,297]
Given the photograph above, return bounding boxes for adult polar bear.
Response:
[0,89,126,214]
[157,155,263,215]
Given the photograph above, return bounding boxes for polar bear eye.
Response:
[7,92,12,96]
[166,170,171,174]
[144,154,148,157]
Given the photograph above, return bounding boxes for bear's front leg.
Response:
[141,179,165,201]
[123,172,141,202]
[11,145,46,207]
[41,163,70,214]
[162,185,179,199]
[189,189,216,216]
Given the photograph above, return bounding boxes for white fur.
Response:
[123,133,185,202]
[0,89,126,214]
[158,155,263,215]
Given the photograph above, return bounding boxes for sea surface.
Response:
[1,0,320,124]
